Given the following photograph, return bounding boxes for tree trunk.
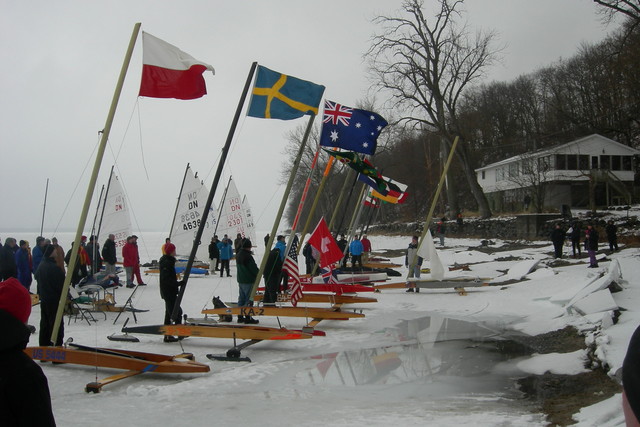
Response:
[454,139,492,218]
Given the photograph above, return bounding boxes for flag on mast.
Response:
[320,100,387,155]
[321,149,387,192]
[247,65,325,120]
[283,236,303,306]
[308,217,344,267]
[139,32,215,100]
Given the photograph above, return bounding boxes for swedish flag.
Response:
[248,65,325,120]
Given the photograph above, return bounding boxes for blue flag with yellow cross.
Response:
[247,65,325,120]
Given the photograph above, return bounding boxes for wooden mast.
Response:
[50,23,142,344]
[170,62,258,323]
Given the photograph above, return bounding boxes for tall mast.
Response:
[40,178,49,236]
[51,23,142,344]
[212,175,233,237]
[95,165,115,240]
[171,62,258,323]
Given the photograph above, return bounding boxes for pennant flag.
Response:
[283,236,303,306]
[417,230,445,280]
[321,149,387,192]
[247,65,325,120]
[319,100,388,155]
[308,218,344,267]
[139,32,215,100]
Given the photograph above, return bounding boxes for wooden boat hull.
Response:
[309,272,387,284]
[123,323,313,340]
[201,306,364,320]
[300,283,377,294]
[254,293,377,304]
[374,278,489,289]
[24,344,210,374]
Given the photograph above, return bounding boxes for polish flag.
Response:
[139,32,214,100]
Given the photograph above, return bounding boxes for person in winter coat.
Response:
[435,218,447,246]
[302,242,314,275]
[0,238,17,280]
[584,224,599,268]
[101,234,117,275]
[208,236,220,275]
[85,235,102,275]
[274,236,288,291]
[336,234,348,268]
[15,240,33,291]
[263,247,283,305]
[349,236,364,270]
[550,224,566,259]
[218,237,233,277]
[569,221,582,258]
[405,235,423,293]
[0,277,56,426]
[35,245,65,347]
[64,242,89,286]
[122,235,145,288]
[234,233,243,256]
[158,243,182,343]
[236,238,259,324]
[605,220,619,253]
[32,236,46,274]
[360,235,372,264]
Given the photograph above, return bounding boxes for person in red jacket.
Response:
[122,235,146,288]
[361,234,372,264]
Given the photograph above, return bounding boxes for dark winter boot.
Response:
[237,315,246,324]
[405,288,414,293]
[244,316,259,324]
[163,335,179,343]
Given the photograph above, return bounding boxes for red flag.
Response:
[283,236,303,307]
[308,218,343,267]
[139,32,215,100]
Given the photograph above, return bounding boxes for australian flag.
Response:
[319,100,388,155]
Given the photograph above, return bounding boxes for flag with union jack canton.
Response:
[319,100,388,155]
[283,235,303,306]
[320,265,338,284]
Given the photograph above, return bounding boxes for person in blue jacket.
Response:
[349,235,364,270]
[218,235,233,277]
[15,240,33,291]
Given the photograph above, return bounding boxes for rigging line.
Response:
[52,134,101,235]
[254,184,282,225]
[136,103,150,181]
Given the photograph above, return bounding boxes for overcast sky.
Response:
[0,0,620,237]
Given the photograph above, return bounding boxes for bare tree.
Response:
[594,0,640,23]
[368,0,499,218]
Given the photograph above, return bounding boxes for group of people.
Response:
[550,220,619,268]
[334,234,372,270]
[207,234,235,277]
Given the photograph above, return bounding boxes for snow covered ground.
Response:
[14,229,640,426]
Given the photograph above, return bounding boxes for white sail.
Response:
[417,229,445,280]
[216,177,253,243]
[170,165,217,262]
[99,171,132,263]
[241,194,257,245]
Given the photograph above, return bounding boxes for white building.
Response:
[475,134,640,212]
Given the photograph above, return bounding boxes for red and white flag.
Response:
[308,218,344,267]
[139,32,214,100]
[283,236,303,306]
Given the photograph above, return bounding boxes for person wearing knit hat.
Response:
[236,238,259,324]
[158,243,182,343]
[35,244,65,347]
[0,277,56,425]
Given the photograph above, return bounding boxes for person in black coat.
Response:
[101,234,117,275]
[0,277,56,426]
[605,220,619,253]
[208,236,220,275]
[0,239,17,280]
[569,221,582,258]
[35,245,66,347]
[158,243,181,343]
[584,224,599,268]
[263,248,283,305]
[550,224,566,259]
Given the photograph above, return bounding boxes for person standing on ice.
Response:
[405,235,423,293]
[584,224,599,268]
[0,277,56,426]
[605,220,619,253]
[15,240,33,291]
[122,235,145,287]
[218,236,233,277]
[360,234,372,264]
[235,238,259,324]
[101,234,117,276]
[158,243,182,343]
[550,223,566,259]
[349,235,364,270]
[35,244,65,347]
[569,221,582,258]
[208,236,219,275]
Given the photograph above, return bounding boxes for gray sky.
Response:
[0,0,618,236]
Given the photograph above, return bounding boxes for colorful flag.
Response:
[319,100,387,155]
[283,236,303,306]
[321,149,387,192]
[320,265,338,284]
[308,218,344,267]
[363,193,380,208]
[139,32,214,100]
[365,176,408,204]
[247,65,325,120]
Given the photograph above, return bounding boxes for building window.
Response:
[579,155,589,170]
[497,167,504,181]
[481,171,485,180]
[612,155,621,171]
[623,156,633,171]
[567,154,578,170]
[508,163,519,177]
[591,156,599,169]
[555,154,566,170]
[600,155,610,170]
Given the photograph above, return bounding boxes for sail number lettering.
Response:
[239,307,264,316]
[31,348,67,362]
[183,219,201,231]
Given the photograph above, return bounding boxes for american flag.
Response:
[283,236,303,306]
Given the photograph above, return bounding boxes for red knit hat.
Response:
[0,278,31,323]
[164,243,176,255]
